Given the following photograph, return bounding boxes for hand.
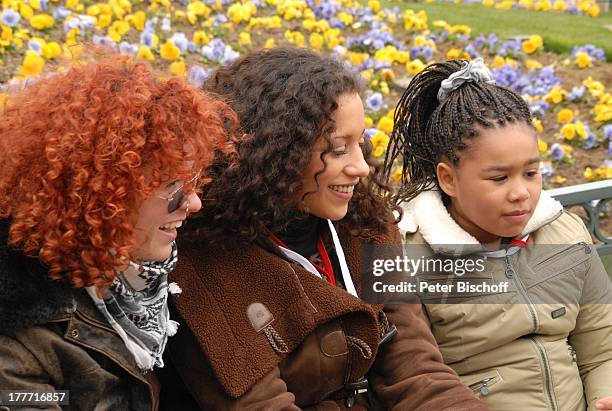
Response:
[596,396,612,410]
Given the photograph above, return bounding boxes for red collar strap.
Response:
[264,226,335,286]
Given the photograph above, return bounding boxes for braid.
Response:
[384,60,533,204]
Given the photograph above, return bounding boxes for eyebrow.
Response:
[332,129,366,140]
[482,157,540,172]
[165,179,181,188]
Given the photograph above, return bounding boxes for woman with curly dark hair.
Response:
[0,51,233,410]
[161,47,488,410]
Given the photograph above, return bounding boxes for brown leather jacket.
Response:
[0,220,159,411]
[160,222,487,410]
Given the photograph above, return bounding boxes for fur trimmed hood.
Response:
[398,190,563,255]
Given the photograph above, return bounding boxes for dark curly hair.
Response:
[383,59,533,204]
[0,49,235,288]
[193,46,397,246]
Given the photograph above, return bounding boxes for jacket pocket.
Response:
[529,242,592,283]
[461,369,503,398]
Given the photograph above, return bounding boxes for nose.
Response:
[508,180,530,203]
[183,191,202,214]
[346,148,370,179]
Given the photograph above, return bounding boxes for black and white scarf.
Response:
[86,242,181,371]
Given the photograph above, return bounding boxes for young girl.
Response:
[0,51,231,409]
[159,47,488,410]
[384,58,612,410]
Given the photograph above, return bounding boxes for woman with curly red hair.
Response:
[0,51,233,410]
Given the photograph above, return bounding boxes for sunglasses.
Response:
[158,169,203,213]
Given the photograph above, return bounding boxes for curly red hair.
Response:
[0,51,235,288]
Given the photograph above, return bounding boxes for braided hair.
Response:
[384,60,533,204]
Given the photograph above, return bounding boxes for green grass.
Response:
[386,1,612,60]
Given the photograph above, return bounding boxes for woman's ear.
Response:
[436,162,457,198]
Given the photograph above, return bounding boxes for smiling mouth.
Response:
[159,221,183,231]
[329,184,356,194]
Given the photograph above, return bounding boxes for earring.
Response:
[184,198,191,216]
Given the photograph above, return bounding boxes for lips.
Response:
[329,184,356,194]
[159,220,183,231]
[503,210,529,217]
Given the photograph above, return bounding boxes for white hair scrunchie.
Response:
[437,57,496,103]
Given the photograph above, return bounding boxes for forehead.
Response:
[460,123,538,167]
[331,93,364,134]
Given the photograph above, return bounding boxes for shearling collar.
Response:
[398,190,563,255]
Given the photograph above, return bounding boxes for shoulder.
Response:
[532,210,592,245]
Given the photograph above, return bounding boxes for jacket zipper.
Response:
[504,255,539,332]
[529,336,558,410]
[468,377,495,397]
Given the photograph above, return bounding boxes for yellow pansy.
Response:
[532,117,543,133]
[20,3,34,19]
[41,41,61,59]
[96,14,112,29]
[1,26,12,42]
[560,123,576,140]
[160,40,180,60]
[20,50,45,77]
[30,14,54,30]
[561,144,573,155]
[574,121,587,139]
[584,167,594,181]
[534,0,551,10]
[525,60,543,71]
[552,0,567,10]
[594,102,611,123]
[575,52,592,69]
[264,38,276,48]
[556,109,574,124]
[193,31,210,46]
[583,77,605,98]
[347,52,368,66]
[368,0,380,12]
[136,45,154,61]
[169,60,186,77]
[371,131,390,149]
[127,11,146,31]
[391,166,404,181]
[586,2,599,16]
[377,117,393,134]
[551,175,567,184]
[239,32,252,46]
[364,117,373,128]
[447,48,463,60]
[338,12,353,25]
[537,138,548,154]
[522,35,543,55]
[373,145,385,158]
[544,86,567,104]
[284,30,305,47]
[380,81,390,96]
[406,59,425,76]
[309,32,323,50]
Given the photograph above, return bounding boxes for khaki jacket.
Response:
[400,191,612,411]
[160,221,488,410]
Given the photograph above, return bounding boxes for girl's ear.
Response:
[436,162,457,198]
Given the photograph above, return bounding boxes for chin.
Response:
[310,207,349,221]
[137,246,173,263]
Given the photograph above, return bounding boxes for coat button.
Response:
[71,329,79,338]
